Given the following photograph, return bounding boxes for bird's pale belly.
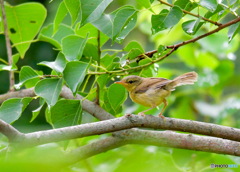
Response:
[129,89,170,107]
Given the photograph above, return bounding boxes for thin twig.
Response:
[0,0,14,91]
[95,30,101,105]
[158,0,222,26]
[88,17,240,75]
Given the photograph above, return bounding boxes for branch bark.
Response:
[14,130,240,167]
[0,119,23,141]
[1,87,240,159]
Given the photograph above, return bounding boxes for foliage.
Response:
[1,0,240,171]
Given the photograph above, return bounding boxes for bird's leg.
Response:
[138,104,156,118]
[159,99,168,121]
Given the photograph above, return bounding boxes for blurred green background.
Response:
[1,0,240,171]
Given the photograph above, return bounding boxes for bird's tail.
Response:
[165,71,198,90]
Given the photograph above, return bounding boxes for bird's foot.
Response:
[124,113,132,118]
[138,112,145,118]
[159,113,166,122]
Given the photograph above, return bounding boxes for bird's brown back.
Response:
[134,77,171,93]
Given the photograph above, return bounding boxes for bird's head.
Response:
[115,75,143,91]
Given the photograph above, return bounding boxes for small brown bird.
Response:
[115,71,198,119]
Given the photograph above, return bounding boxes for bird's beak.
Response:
[115,81,126,86]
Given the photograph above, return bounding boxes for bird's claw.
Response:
[124,113,132,118]
[159,113,166,122]
[138,112,145,118]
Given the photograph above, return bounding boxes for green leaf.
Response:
[112,6,137,43]
[174,0,198,12]
[182,18,204,35]
[108,84,127,112]
[0,54,19,71]
[228,23,240,43]
[124,41,144,52]
[53,1,68,35]
[81,0,113,26]
[38,52,67,75]
[0,98,32,124]
[63,61,90,96]
[38,24,75,49]
[128,48,143,60]
[31,98,45,122]
[64,0,81,26]
[97,74,109,89]
[75,23,109,46]
[12,54,20,70]
[139,58,153,77]
[0,65,12,71]
[92,6,137,44]
[170,98,195,120]
[204,5,224,19]
[136,0,154,13]
[62,34,89,61]
[35,78,64,107]
[83,43,98,61]
[199,0,218,12]
[102,89,123,115]
[51,99,82,128]
[117,13,137,44]
[15,66,40,89]
[157,45,166,54]
[45,107,52,125]
[101,53,116,69]
[151,6,183,34]
[177,44,196,67]
[0,3,46,57]
[197,52,219,69]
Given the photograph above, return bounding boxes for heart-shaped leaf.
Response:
[108,84,127,112]
[151,6,182,34]
[62,34,89,61]
[0,3,47,57]
[14,66,40,89]
[63,61,90,96]
[35,78,64,107]
[0,98,32,124]
[38,24,74,49]
[38,52,67,75]
[81,0,113,26]
[51,99,82,128]
[92,6,137,44]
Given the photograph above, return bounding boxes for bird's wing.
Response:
[134,77,171,93]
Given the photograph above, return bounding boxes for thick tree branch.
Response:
[1,87,240,160]
[20,129,240,167]
[1,109,240,150]
[0,119,23,141]
[65,129,240,163]
[0,0,14,90]
[1,87,240,145]
[0,88,35,104]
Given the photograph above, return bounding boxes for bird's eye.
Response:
[129,80,133,84]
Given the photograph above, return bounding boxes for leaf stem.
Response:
[0,58,8,65]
